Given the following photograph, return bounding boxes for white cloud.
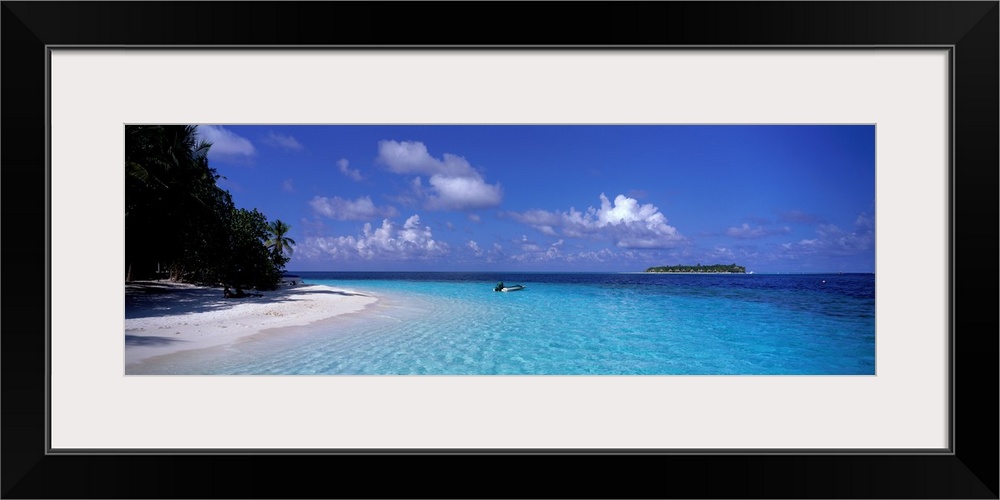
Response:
[378,140,475,177]
[196,125,255,158]
[337,158,363,182]
[263,131,303,151]
[281,179,294,192]
[816,222,873,253]
[726,223,791,239]
[425,175,502,210]
[517,235,539,252]
[301,215,448,261]
[309,195,398,221]
[377,140,503,210]
[512,247,623,265]
[511,210,561,229]
[508,193,684,249]
[504,236,640,266]
[779,213,874,257]
[467,214,481,223]
[411,176,424,192]
[708,246,736,260]
[575,248,618,262]
[467,240,483,256]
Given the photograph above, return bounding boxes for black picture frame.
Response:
[3,2,996,498]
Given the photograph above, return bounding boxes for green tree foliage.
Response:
[126,125,228,281]
[125,125,285,290]
[226,208,284,290]
[266,219,296,264]
[645,263,746,273]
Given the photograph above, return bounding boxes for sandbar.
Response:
[125,280,377,368]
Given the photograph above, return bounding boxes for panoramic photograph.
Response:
[125,124,875,375]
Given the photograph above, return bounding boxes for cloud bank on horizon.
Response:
[195,124,876,273]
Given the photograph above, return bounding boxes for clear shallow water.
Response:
[130,272,875,375]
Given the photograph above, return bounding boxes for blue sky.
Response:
[195,125,875,273]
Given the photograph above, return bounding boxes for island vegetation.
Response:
[125,125,293,290]
[645,263,746,274]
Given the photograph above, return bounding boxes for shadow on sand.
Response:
[124,281,371,320]
[293,289,369,298]
[125,334,189,346]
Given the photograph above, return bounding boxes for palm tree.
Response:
[266,219,296,260]
[126,125,226,281]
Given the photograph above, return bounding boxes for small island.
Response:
[645,263,746,274]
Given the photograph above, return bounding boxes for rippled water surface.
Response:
[131,272,875,375]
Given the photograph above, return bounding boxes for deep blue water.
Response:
[132,272,875,375]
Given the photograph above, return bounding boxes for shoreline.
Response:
[124,280,378,368]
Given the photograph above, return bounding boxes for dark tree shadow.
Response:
[124,281,373,319]
[125,335,189,346]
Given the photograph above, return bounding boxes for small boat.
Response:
[494,282,525,292]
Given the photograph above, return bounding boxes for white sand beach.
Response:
[125,280,377,367]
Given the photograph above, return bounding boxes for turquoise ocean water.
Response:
[129,272,875,375]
